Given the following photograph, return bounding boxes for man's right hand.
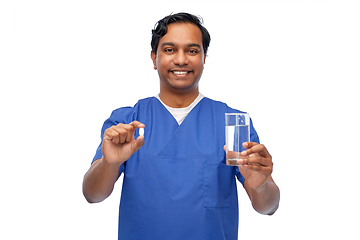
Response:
[102,121,145,165]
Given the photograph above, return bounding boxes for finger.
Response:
[240,163,271,173]
[111,124,131,143]
[129,121,145,129]
[242,141,258,149]
[241,153,269,167]
[114,127,128,144]
[104,127,122,144]
[103,128,115,141]
[241,142,257,156]
[128,121,145,142]
[115,123,137,143]
[132,135,145,152]
[241,143,271,158]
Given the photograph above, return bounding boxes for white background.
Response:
[1,0,359,239]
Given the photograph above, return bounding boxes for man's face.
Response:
[151,23,206,94]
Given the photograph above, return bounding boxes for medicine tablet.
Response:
[139,128,144,136]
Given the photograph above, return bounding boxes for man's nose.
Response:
[173,50,188,66]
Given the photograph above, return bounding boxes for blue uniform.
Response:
[93,97,259,240]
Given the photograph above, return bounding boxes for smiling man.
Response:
[83,12,280,240]
[151,22,206,107]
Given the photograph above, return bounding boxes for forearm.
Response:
[82,157,122,203]
[249,180,280,215]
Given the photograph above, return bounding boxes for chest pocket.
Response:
[204,162,236,208]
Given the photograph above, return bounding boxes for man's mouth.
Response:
[170,70,192,75]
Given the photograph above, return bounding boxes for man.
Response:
[83,12,280,240]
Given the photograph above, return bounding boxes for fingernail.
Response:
[241,150,247,156]
[243,142,248,148]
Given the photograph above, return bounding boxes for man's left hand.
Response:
[237,142,273,191]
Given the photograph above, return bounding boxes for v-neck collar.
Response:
[155,93,205,125]
[143,97,219,158]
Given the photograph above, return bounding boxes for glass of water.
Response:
[225,113,250,166]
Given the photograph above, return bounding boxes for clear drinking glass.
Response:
[225,113,250,166]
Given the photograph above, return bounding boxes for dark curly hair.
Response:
[151,12,211,55]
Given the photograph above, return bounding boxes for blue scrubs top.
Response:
[93,97,259,240]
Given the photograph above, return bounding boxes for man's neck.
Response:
[158,89,199,108]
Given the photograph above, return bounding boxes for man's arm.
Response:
[82,121,145,203]
[244,176,280,215]
[237,142,280,215]
[82,158,122,203]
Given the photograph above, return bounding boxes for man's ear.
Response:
[151,51,157,70]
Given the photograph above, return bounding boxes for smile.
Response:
[171,70,191,75]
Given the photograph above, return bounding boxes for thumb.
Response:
[132,135,145,153]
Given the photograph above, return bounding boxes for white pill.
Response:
[139,128,144,136]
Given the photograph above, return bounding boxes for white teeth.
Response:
[173,71,189,75]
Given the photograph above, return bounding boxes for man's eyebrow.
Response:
[187,43,201,49]
[160,42,175,48]
[160,42,202,49]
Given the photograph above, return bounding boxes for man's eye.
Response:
[164,49,174,53]
[189,49,198,54]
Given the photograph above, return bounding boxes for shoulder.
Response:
[202,97,247,114]
[108,97,157,124]
[136,96,158,107]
